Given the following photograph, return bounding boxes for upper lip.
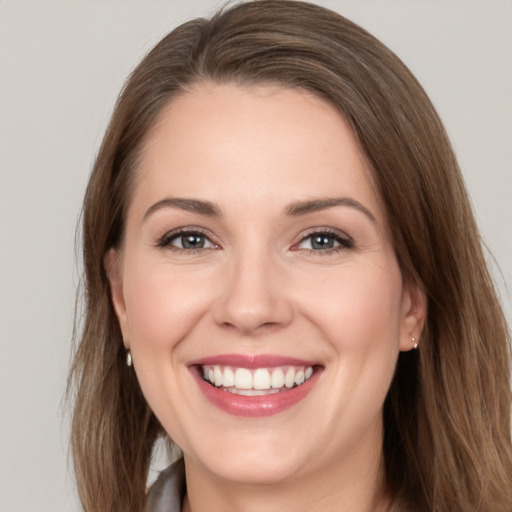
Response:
[188,353,320,369]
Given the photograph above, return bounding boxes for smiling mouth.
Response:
[201,365,316,396]
[190,356,322,416]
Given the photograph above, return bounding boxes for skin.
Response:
[107,83,425,512]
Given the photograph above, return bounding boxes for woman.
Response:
[69,1,512,511]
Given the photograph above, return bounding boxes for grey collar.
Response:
[146,458,186,512]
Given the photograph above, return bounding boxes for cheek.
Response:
[120,260,216,434]
[122,261,214,354]
[284,259,404,451]
[299,259,404,358]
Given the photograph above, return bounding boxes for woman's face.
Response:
[108,83,423,487]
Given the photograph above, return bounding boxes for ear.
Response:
[104,248,130,348]
[399,279,427,352]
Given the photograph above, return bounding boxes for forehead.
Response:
[130,82,383,223]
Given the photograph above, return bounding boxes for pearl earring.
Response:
[410,335,418,350]
[126,350,133,367]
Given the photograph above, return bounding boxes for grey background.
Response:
[1,1,510,511]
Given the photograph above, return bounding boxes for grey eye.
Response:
[180,233,205,249]
[168,232,215,250]
[310,234,336,249]
[298,233,342,250]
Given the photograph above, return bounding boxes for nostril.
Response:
[219,320,285,336]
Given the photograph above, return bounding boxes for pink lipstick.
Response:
[188,354,321,417]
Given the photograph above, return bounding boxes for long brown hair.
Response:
[69,1,512,511]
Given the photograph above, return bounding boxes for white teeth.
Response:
[232,388,281,396]
[223,367,235,387]
[285,368,295,388]
[203,364,315,392]
[294,369,305,386]
[271,368,285,388]
[214,366,223,387]
[253,369,271,390]
[234,368,253,389]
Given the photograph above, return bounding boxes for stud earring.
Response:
[410,335,418,350]
[126,350,132,367]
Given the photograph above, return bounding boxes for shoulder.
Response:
[145,458,186,512]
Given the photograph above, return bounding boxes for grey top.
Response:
[146,459,186,512]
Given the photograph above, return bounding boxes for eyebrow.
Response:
[143,197,222,221]
[283,197,376,223]
[143,196,376,223]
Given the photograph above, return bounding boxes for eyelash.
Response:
[292,228,354,254]
[156,228,218,254]
[156,228,354,254]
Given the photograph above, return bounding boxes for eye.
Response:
[293,230,353,252]
[158,230,218,251]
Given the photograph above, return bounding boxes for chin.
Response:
[200,454,305,486]
[179,430,315,486]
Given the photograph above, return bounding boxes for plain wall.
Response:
[0,1,510,510]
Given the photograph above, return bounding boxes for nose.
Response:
[211,249,294,335]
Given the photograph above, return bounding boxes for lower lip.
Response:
[191,368,320,417]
